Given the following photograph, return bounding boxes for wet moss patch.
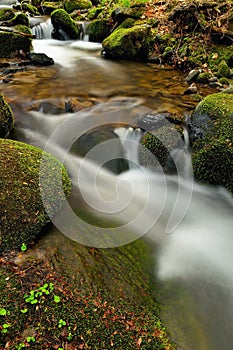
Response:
[0,139,71,253]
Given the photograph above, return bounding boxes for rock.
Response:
[137,112,171,131]
[102,23,150,61]
[0,138,71,252]
[217,60,230,78]
[0,8,15,21]
[51,8,80,40]
[28,52,54,66]
[0,28,32,58]
[86,19,111,42]
[0,93,14,137]
[111,6,145,24]
[70,128,128,174]
[139,124,183,168]
[183,83,198,95]
[64,0,92,13]
[190,92,233,193]
[185,69,200,83]
[65,97,95,112]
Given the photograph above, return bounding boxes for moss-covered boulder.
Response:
[140,125,183,169]
[191,92,233,193]
[5,12,30,27]
[0,8,15,21]
[64,0,92,13]
[0,139,71,253]
[0,7,15,22]
[51,8,80,40]
[41,1,61,15]
[0,94,14,138]
[86,19,111,42]
[21,2,40,15]
[111,6,145,24]
[0,28,32,57]
[102,23,150,60]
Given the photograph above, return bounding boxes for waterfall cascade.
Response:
[31,18,53,39]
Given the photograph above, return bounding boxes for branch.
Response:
[0,26,35,38]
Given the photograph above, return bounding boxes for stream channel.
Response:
[1,15,233,350]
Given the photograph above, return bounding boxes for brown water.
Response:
[2,39,199,115]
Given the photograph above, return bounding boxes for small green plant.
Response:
[20,243,27,252]
[24,283,54,305]
[54,295,61,303]
[26,336,35,343]
[1,323,10,334]
[0,308,7,316]
[16,343,26,350]
[20,308,28,314]
[58,319,66,328]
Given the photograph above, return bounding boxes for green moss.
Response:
[217,60,230,78]
[140,125,181,167]
[219,77,229,85]
[22,2,40,15]
[87,7,104,20]
[51,8,80,39]
[7,12,30,27]
[0,239,175,349]
[193,92,233,120]
[191,92,233,193]
[102,23,150,60]
[196,72,212,83]
[64,0,92,13]
[0,30,31,57]
[0,139,71,253]
[0,8,15,21]
[192,138,233,193]
[0,94,14,138]
[86,19,111,42]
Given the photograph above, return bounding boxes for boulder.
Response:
[0,94,14,138]
[51,9,80,40]
[86,19,111,42]
[64,0,92,13]
[71,127,128,174]
[0,8,15,21]
[190,92,233,193]
[102,23,150,60]
[0,27,32,58]
[28,52,54,66]
[0,139,71,253]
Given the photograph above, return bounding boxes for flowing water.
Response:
[1,20,233,350]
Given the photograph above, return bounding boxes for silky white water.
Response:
[7,32,233,349]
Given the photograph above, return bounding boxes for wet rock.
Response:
[185,69,200,83]
[0,93,14,137]
[102,23,150,61]
[71,128,128,174]
[111,6,145,24]
[86,19,111,42]
[65,97,95,112]
[0,138,71,253]
[51,9,80,40]
[191,92,233,193]
[29,52,54,66]
[137,112,171,131]
[183,83,197,95]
